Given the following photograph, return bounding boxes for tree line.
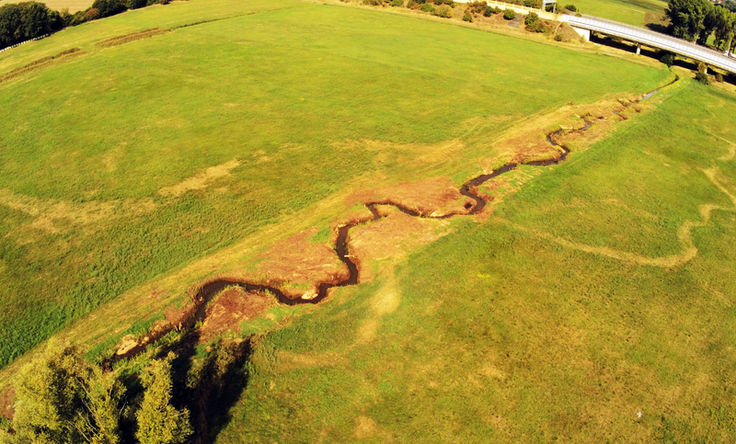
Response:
[666,0,736,54]
[0,0,169,51]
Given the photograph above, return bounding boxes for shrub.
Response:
[407,0,415,6]
[84,7,101,20]
[415,0,426,3]
[524,0,542,8]
[525,11,545,32]
[483,5,493,15]
[695,71,710,85]
[363,0,382,4]
[504,8,516,19]
[442,0,455,5]
[128,0,147,9]
[421,3,435,12]
[91,0,126,18]
[391,0,403,5]
[68,10,87,26]
[715,72,724,82]
[463,10,473,21]
[564,4,577,11]
[436,4,453,17]
[660,52,675,67]
[468,0,487,13]
[434,0,442,4]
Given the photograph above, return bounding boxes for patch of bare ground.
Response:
[349,206,452,283]
[158,159,240,197]
[0,387,14,420]
[198,287,273,342]
[346,176,474,217]
[246,226,349,299]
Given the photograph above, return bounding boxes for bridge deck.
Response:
[560,15,736,74]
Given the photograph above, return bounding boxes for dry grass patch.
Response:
[157,159,240,197]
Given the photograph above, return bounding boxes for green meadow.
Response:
[218,80,736,442]
[565,0,668,27]
[4,0,736,442]
[0,0,668,369]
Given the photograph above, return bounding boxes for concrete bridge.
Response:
[457,0,736,75]
[560,15,736,74]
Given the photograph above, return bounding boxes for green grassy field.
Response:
[215,80,736,442]
[565,0,668,27]
[6,0,736,442]
[0,0,669,370]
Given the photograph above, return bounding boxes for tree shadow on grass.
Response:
[164,330,253,444]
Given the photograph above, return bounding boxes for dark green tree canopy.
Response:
[0,2,62,50]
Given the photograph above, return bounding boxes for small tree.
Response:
[660,52,675,66]
[695,61,710,85]
[525,11,545,32]
[9,341,125,444]
[463,10,473,21]
[91,0,126,18]
[135,353,192,444]
[436,4,453,17]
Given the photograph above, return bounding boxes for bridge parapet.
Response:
[561,14,736,74]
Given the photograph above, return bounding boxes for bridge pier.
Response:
[636,43,641,55]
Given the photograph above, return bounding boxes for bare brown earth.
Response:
[346,176,473,217]
[246,226,349,299]
[198,287,273,342]
[350,206,454,283]
[0,388,13,420]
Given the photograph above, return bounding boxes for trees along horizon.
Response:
[666,0,736,54]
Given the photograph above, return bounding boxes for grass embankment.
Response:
[216,80,736,442]
[567,0,667,27]
[0,0,668,371]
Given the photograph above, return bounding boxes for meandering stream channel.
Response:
[114,80,677,362]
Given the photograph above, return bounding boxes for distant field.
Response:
[219,80,736,442]
[0,0,668,370]
[568,0,668,27]
[0,0,92,13]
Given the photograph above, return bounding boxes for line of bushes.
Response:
[0,0,171,51]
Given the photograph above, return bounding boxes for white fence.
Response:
[0,34,50,54]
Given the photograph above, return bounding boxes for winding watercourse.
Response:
[114,83,675,362]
